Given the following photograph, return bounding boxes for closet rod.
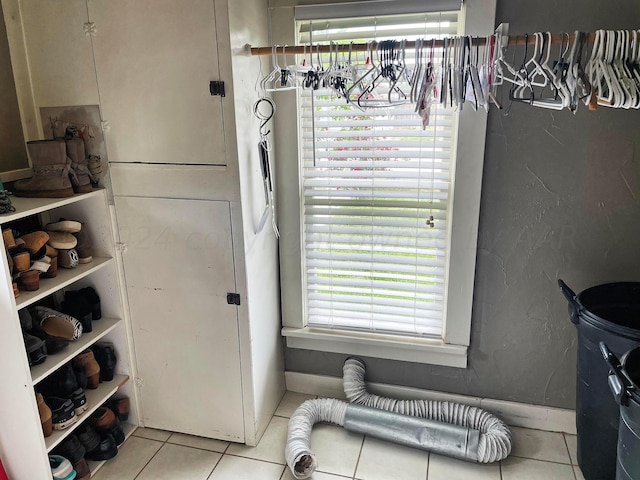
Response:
[249,32,599,56]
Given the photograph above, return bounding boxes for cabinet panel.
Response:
[88,0,226,164]
[115,196,244,441]
[20,0,99,109]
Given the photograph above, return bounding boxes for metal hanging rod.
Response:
[249,32,600,56]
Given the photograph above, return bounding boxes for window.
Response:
[299,13,458,341]
[275,0,495,367]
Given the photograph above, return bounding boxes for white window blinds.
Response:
[300,12,460,338]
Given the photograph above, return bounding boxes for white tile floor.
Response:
[93,391,585,480]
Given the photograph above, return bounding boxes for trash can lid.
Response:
[578,282,640,333]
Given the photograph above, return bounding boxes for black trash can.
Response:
[600,343,640,480]
[559,280,640,480]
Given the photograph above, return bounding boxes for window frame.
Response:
[272,0,497,368]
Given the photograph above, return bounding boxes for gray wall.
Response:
[284,0,640,409]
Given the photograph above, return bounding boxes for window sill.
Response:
[282,327,468,368]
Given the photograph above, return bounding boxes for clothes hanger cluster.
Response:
[479,29,640,112]
[587,30,640,109]
[493,31,590,112]
[252,28,640,122]
[277,36,499,126]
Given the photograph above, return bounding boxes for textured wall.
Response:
[284,0,640,409]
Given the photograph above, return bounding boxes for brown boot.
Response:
[2,228,16,249]
[72,349,101,389]
[36,392,53,437]
[12,251,30,272]
[13,140,75,198]
[66,138,93,194]
[106,396,130,421]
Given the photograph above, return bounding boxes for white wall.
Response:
[224,0,286,444]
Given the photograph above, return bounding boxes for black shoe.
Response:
[45,396,77,430]
[72,362,88,390]
[91,343,116,382]
[37,363,78,398]
[85,432,118,461]
[37,363,88,415]
[80,286,101,320]
[75,424,100,453]
[18,308,33,329]
[68,387,88,416]
[52,434,85,464]
[23,332,47,366]
[90,407,125,446]
[65,287,101,321]
[61,292,93,333]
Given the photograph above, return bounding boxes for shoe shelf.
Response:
[86,422,137,476]
[45,374,129,452]
[15,256,113,310]
[31,317,122,385]
[0,190,105,225]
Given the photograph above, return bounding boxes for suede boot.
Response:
[36,393,53,437]
[13,140,74,198]
[66,137,93,194]
[72,349,100,389]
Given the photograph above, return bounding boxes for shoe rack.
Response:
[0,189,138,479]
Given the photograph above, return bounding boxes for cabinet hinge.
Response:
[209,81,225,97]
[226,293,241,305]
[83,21,97,37]
[115,242,128,253]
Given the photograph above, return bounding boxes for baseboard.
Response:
[285,371,576,435]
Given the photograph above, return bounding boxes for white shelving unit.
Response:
[0,189,138,479]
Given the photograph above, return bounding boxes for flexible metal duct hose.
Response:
[285,398,347,479]
[342,357,512,463]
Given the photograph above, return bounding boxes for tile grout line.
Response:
[508,454,573,466]
[130,436,168,480]
[563,432,579,480]
[425,451,430,480]
[350,434,366,480]
[205,450,225,480]
[222,451,287,467]
[562,433,576,466]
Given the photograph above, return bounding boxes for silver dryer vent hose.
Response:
[285,358,512,479]
[342,358,512,464]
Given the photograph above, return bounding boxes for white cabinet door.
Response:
[115,196,244,441]
[88,0,226,165]
[19,0,100,109]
